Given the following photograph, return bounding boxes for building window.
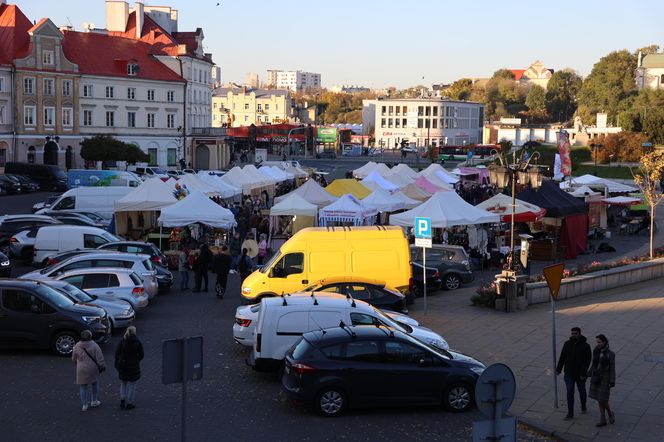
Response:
[244,115,249,123]
[418,106,424,116]
[0,77,4,92]
[23,78,34,95]
[275,104,279,111]
[381,106,386,116]
[265,104,270,111]
[167,113,175,128]
[127,112,136,128]
[24,105,36,126]
[147,89,155,101]
[432,119,438,129]
[83,110,93,126]
[167,90,175,102]
[83,84,93,97]
[388,118,393,128]
[395,106,400,116]
[381,118,386,128]
[244,103,249,110]
[62,107,73,127]
[42,50,54,65]
[43,107,55,126]
[264,116,270,122]
[433,107,438,117]
[418,119,423,128]
[127,63,138,76]
[167,148,177,166]
[62,80,72,97]
[127,88,136,100]
[0,106,4,124]
[425,106,431,117]
[395,118,400,128]
[106,111,115,127]
[105,86,114,98]
[43,79,54,96]
[257,104,262,112]
[148,148,158,166]
[402,118,407,127]
[147,113,156,128]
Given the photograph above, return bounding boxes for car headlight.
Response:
[470,366,485,376]
[82,315,101,324]
[242,286,251,294]
[1,260,10,267]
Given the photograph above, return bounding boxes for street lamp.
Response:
[590,142,603,176]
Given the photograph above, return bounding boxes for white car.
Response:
[233,302,424,348]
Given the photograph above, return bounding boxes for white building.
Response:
[266,69,321,92]
[211,66,222,88]
[365,97,485,149]
[635,51,664,90]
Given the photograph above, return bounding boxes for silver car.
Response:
[44,279,135,331]
[21,252,158,298]
[54,267,149,310]
[9,226,38,261]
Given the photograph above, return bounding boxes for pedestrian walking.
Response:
[229,232,242,257]
[193,244,212,292]
[556,327,592,420]
[236,248,254,282]
[71,330,106,411]
[587,334,616,427]
[114,326,144,410]
[212,245,232,298]
[178,247,190,290]
[257,234,268,265]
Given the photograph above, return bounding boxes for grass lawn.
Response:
[572,164,635,179]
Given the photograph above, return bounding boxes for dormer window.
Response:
[127,63,139,76]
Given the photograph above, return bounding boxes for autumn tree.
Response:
[445,78,473,100]
[593,131,648,163]
[546,69,582,123]
[631,150,664,259]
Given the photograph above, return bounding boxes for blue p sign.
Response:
[415,217,431,239]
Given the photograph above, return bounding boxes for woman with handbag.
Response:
[587,334,616,427]
[114,326,144,410]
[71,330,106,411]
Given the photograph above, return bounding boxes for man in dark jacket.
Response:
[212,246,232,298]
[556,327,592,420]
[193,244,212,292]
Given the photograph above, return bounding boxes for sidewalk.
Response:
[411,278,664,442]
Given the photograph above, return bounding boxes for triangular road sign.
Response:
[543,263,564,300]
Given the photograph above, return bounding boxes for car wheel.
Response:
[52,331,78,357]
[316,388,346,417]
[443,274,461,290]
[412,283,422,298]
[443,383,473,412]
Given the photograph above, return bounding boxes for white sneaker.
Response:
[81,405,88,412]
[90,400,101,407]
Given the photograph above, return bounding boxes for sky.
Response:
[15,0,664,89]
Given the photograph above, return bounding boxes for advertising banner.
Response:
[556,131,572,176]
[317,127,338,143]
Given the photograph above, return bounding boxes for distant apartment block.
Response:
[212,87,294,127]
[266,69,321,92]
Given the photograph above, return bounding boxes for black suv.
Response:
[410,245,474,290]
[0,279,111,356]
[282,325,485,416]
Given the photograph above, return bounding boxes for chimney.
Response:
[135,1,144,39]
[105,0,129,32]
[242,85,247,93]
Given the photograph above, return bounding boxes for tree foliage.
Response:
[445,78,473,100]
[546,69,582,123]
[592,131,649,163]
[631,150,664,258]
[526,85,547,112]
[80,135,148,165]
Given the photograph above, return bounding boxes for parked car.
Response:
[249,293,448,371]
[126,165,168,179]
[0,215,59,244]
[7,174,39,192]
[0,175,22,194]
[0,250,11,277]
[97,241,168,267]
[0,279,111,356]
[49,213,105,228]
[44,279,135,332]
[4,162,68,191]
[36,186,133,219]
[410,262,442,298]
[9,226,40,261]
[32,225,120,266]
[32,195,62,213]
[166,170,184,178]
[21,251,158,298]
[301,277,407,312]
[316,151,337,159]
[282,325,485,416]
[410,245,473,291]
[54,268,149,311]
[233,302,418,348]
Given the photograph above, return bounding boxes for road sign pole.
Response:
[551,298,558,409]
[542,263,564,410]
[181,338,188,442]
[423,248,427,315]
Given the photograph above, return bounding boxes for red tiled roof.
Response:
[511,69,525,81]
[27,17,48,33]
[0,4,33,65]
[62,30,185,82]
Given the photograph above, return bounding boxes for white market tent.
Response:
[196,172,242,199]
[559,174,638,194]
[270,166,295,181]
[220,166,262,193]
[391,190,421,209]
[475,193,547,222]
[179,173,222,197]
[568,185,601,197]
[274,178,337,207]
[243,164,275,187]
[389,163,419,180]
[385,173,414,188]
[362,188,405,212]
[269,193,318,217]
[353,161,378,179]
[421,171,455,190]
[319,194,378,226]
[390,191,500,228]
[361,170,400,192]
[164,177,178,189]
[280,163,308,179]
[158,191,237,230]
[373,163,392,177]
[114,178,176,212]
[261,166,292,182]
[419,163,459,184]
[602,196,643,205]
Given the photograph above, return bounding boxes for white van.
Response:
[250,293,448,371]
[33,225,120,266]
[36,187,133,219]
[127,165,168,179]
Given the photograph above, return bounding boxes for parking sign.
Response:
[414,217,431,239]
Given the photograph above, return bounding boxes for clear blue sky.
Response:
[15,0,664,88]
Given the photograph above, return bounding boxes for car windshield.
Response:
[57,283,94,303]
[102,232,120,242]
[34,284,75,308]
[260,251,281,273]
[152,168,166,175]
[53,169,66,179]
[371,307,407,333]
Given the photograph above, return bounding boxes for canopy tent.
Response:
[158,191,237,230]
[391,190,422,209]
[390,191,500,228]
[269,193,318,217]
[353,161,378,179]
[243,164,276,187]
[326,179,372,199]
[568,185,601,197]
[255,166,283,183]
[280,163,308,179]
[220,166,262,193]
[385,172,415,188]
[455,167,489,183]
[164,177,178,188]
[518,180,588,218]
[274,178,337,207]
[319,194,378,226]
[373,163,392,177]
[196,172,242,199]
[389,163,419,180]
[424,171,456,189]
[114,178,177,212]
[414,175,445,194]
[559,174,638,194]
[418,163,459,184]
[362,188,406,212]
[360,170,400,192]
[261,166,293,182]
[475,193,547,223]
[602,196,643,206]
[402,182,432,201]
[179,173,223,197]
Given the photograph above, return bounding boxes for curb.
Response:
[517,417,571,442]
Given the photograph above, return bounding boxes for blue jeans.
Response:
[79,382,99,406]
[564,374,587,416]
[180,270,189,289]
[120,381,137,404]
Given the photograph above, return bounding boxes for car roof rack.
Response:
[280,292,287,306]
[345,289,356,308]
[310,292,318,306]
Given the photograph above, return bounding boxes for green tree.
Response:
[492,69,516,80]
[546,69,582,122]
[636,44,660,56]
[632,150,664,258]
[577,50,638,124]
[445,78,473,100]
[123,143,149,165]
[80,135,126,162]
[525,85,547,112]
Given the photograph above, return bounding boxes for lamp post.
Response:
[590,142,603,176]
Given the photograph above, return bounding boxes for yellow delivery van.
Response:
[241,226,411,301]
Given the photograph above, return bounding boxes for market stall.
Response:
[475,193,546,223]
[179,173,223,197]
[385,172,415,188]
[269,193,318,249]
[391,190,421,209]
[372,163,392,177]
[274,178,337,207]
[418,163,459,184]
[318,194,378,227]
[362,188,406,213]
[360,170,400,193]
[158,191,237,230]
[559,174,638,195]
[389,163,419,181]
[196,172,243,200]
[353,161,378,179]
[402,182,432,201]
[220,166,264,196]
[325,179,372,199]
[414,175,445,194]
[113,178,178,239]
